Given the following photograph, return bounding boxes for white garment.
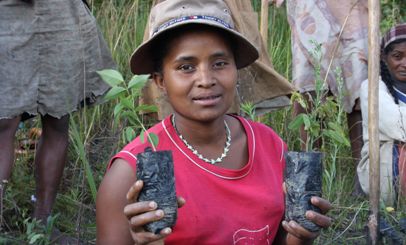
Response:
[357,79,406,204]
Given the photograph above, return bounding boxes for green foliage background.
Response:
[1,0,405,244]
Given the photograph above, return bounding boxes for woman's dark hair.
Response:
[151,24,237,74]
[381,38,406,104]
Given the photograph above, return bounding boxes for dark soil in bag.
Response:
[136,147,177,234]
[284,151,323,232]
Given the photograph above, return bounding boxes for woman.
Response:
[0,0,114,229]
[96,0,331,244]
[357,23,406,205]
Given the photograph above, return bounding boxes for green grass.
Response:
[1,0,405,244]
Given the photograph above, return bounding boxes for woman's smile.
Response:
[192,93,222,106]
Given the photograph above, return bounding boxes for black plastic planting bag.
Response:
[136,147,177,234]
[284,151,323,232]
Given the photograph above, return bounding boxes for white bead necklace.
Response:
[171,115,231,165]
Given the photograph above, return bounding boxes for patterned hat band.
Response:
[152,15,232,37]
[382,23,406,50]
[129,0,259,75]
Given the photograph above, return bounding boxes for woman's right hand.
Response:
[124,180,185,245]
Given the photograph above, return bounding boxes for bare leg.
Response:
[0,116,21,226]
[0,116,21,183]
[33,114,69,222]
[347,108,364,195]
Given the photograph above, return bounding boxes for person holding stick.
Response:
[96,0,331,244]
[357,23,406,205]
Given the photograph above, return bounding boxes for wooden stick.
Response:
[260,0,269,45]
[367,0,381,243]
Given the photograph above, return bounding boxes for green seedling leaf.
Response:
[113,103,124,118]
[125,127,136,142]
[139,129,146,144]
[288,113,305,130]
[97,69,124,86]
[290,92,308,109]
[147,133,159,148]
[121,111,140,125]
[128,74,150,90]
[104,86,126,100]
[325,122,351,146]
[323,129,350,147]
[120,97,134,109]
[327,122,343,132]
[139,131,159,148]
[134,104,158,113]
[303,114,311,130]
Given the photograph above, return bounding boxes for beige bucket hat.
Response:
[130,0,259,75]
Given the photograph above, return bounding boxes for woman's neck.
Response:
[393,79,406,94]
[172,114,227,145]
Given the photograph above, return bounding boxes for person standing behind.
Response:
[271,0,368,193]
[357,23,406,205]
[0,0,114,229]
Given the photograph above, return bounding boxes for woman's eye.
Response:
[391,53,402,60]
[213,61,227,68]
[178,64,194,72]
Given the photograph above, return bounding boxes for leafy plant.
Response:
[288,41,350,152]
[97,69,159,149]
[24,214,59,245]
[240,102,257,121]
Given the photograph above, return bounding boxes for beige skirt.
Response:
[287,0,368,113]
[0,0,115,119]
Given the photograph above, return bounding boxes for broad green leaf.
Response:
[128,74,150,90]
[104,86,126,100]
[302,114,311,130]
[327,122,343,132]
[288,113,305,130]
[97,69,124,86]
[121,111,138,123]
[147,133,159,148]
[125,127,136,142]
[113,103,124,118]
[120,97,134,109]
[323,129,350,147]
[134,104,158,113]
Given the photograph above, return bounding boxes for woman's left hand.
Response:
[282,196,332,243]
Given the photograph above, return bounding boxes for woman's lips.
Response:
[192,94,222,106]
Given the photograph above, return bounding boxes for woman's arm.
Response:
[96,159,137,245]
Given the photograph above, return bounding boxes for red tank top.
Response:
[109,115,286,244]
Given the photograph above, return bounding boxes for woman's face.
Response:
[384,41,406,82]
[154,29,237,122]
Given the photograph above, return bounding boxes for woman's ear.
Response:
[152,72,166,92]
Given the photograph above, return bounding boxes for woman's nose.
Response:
[196,67,216,87]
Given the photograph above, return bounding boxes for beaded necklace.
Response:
[171,115,231,164]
